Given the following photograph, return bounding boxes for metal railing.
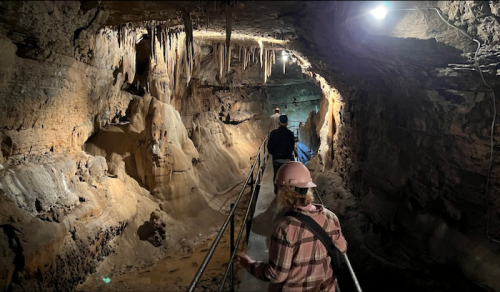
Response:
[188,136,268,292]
[294,143,363,292]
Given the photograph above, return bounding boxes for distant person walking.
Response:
[268,107,281,133]
[267,114,295,194]
[235,161,348,292]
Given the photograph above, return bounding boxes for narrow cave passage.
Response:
[0,1,499,292]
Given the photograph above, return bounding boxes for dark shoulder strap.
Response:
[285,211,337,251]
[285,210,346,277]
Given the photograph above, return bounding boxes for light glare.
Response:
[282,55,289,62]
[370,5,387,20]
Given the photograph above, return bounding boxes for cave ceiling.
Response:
[88,1,499,93]
[2,1,498,93]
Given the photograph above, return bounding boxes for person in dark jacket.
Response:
[267,114,295,194]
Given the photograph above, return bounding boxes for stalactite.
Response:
[213,42,218,66]
[219,43,224,78]
[247,48,251,69]
[263,49,268,84]
[169,32,177,93]
[173,32,180,93]
[185,41,191,86]
[226,4,232,52]
[266,50,269,78]
[227,45,231,73]
[259,40,263,68]
[149,24,154,61]
[243,47,247,70]
[117,25,121,49]
[238,46,241,62]
[114,23,136,87]
[162,26,167,63]
[283,56,286,74]
[273,50,276,65]
[182,10,194,86]
[267,50,272,78]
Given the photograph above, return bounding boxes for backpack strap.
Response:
[285,210,345,276]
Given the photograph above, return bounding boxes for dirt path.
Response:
[77,185,252,292]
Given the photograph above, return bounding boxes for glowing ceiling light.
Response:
[282,55,289,62]
[370,5,388,20]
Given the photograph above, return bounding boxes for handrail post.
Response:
[250,165,254,199]
[230,203,235,292]
[258,152,262,182]
[247,167,254,244]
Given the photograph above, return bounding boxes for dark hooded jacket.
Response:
[268,126,295,160]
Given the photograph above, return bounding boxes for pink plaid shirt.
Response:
[249,204,347,292]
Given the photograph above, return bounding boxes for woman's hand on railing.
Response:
[235,251,255,272]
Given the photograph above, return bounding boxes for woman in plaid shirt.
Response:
[236,162,347,292]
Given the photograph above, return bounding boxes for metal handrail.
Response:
[218,155,264,291]
[188,136,268,292]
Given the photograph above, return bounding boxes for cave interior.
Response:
[0,1,499,292]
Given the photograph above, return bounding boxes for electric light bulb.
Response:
[370,5,387,20]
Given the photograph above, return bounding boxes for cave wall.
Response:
[0,2,274,291]
[290,1,500,290]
